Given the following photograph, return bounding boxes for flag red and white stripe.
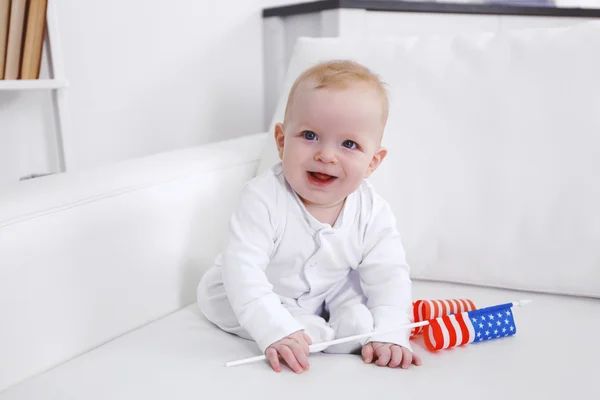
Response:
[411,298,476,337]
[426,312,476,350]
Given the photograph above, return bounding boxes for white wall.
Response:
[0,0,300,186]
[555,0,600,7]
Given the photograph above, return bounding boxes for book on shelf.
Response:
[4,0,27,80]
[1,0,48,81]
[0,0,10,80]
[21,0,48,79]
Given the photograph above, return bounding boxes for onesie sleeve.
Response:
[221,180,305,353]
[357,192,414,351]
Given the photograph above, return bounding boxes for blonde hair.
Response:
[283,60,389,125]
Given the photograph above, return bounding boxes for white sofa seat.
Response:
[1,280,598,400]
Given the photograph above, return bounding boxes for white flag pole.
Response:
[225,320,430,367]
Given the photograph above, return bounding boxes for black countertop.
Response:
[263,0,600,18]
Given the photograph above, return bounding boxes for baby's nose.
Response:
[314,148,337,164]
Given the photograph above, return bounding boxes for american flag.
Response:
[424,302,517,351]
[411,298,476,337]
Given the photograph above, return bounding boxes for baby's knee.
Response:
[196,268,232,325]
[324,304,373,354]
[329,303,374,342]
[284,306,335,344]
[301,314,335,344]
[334,304,373,331]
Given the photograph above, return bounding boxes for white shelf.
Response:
[4,0,73,173]
[0,79,68,91]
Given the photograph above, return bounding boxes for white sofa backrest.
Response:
[0,134,265,392]
[258,22,600,298]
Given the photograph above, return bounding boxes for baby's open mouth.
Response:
[308,171,337,182]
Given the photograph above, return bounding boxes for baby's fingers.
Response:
[279,344,305,374]
[389,345,403,368]
[375,346,391,367]
[400,347,412,369]
[362,343,374,364]
[412,352,423,367]
[302,332,313,346]
[266,347,281,373]
[289,341,310,371]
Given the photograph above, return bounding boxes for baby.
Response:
[197,60,421,373]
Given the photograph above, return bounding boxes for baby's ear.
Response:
[274,123,285,160]
[365,147,387,178]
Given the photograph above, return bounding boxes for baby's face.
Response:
[276,82,387,209]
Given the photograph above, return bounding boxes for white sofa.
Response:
[2,22,600,399]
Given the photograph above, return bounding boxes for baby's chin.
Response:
[297,191,347,209]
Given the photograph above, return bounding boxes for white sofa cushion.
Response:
[1,280,597,399]
[0,133,267,393]
[257,22,600,298]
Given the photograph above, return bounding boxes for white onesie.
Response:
[197,162,413,354]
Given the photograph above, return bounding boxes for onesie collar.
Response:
[286,177,357,234]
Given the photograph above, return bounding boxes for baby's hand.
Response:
[265,330,312,374]
[362,342,422,369]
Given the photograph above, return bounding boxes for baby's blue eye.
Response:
[303,131,317,141]
[342,140,357,149]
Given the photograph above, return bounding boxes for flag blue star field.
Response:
[424,303,517,351]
